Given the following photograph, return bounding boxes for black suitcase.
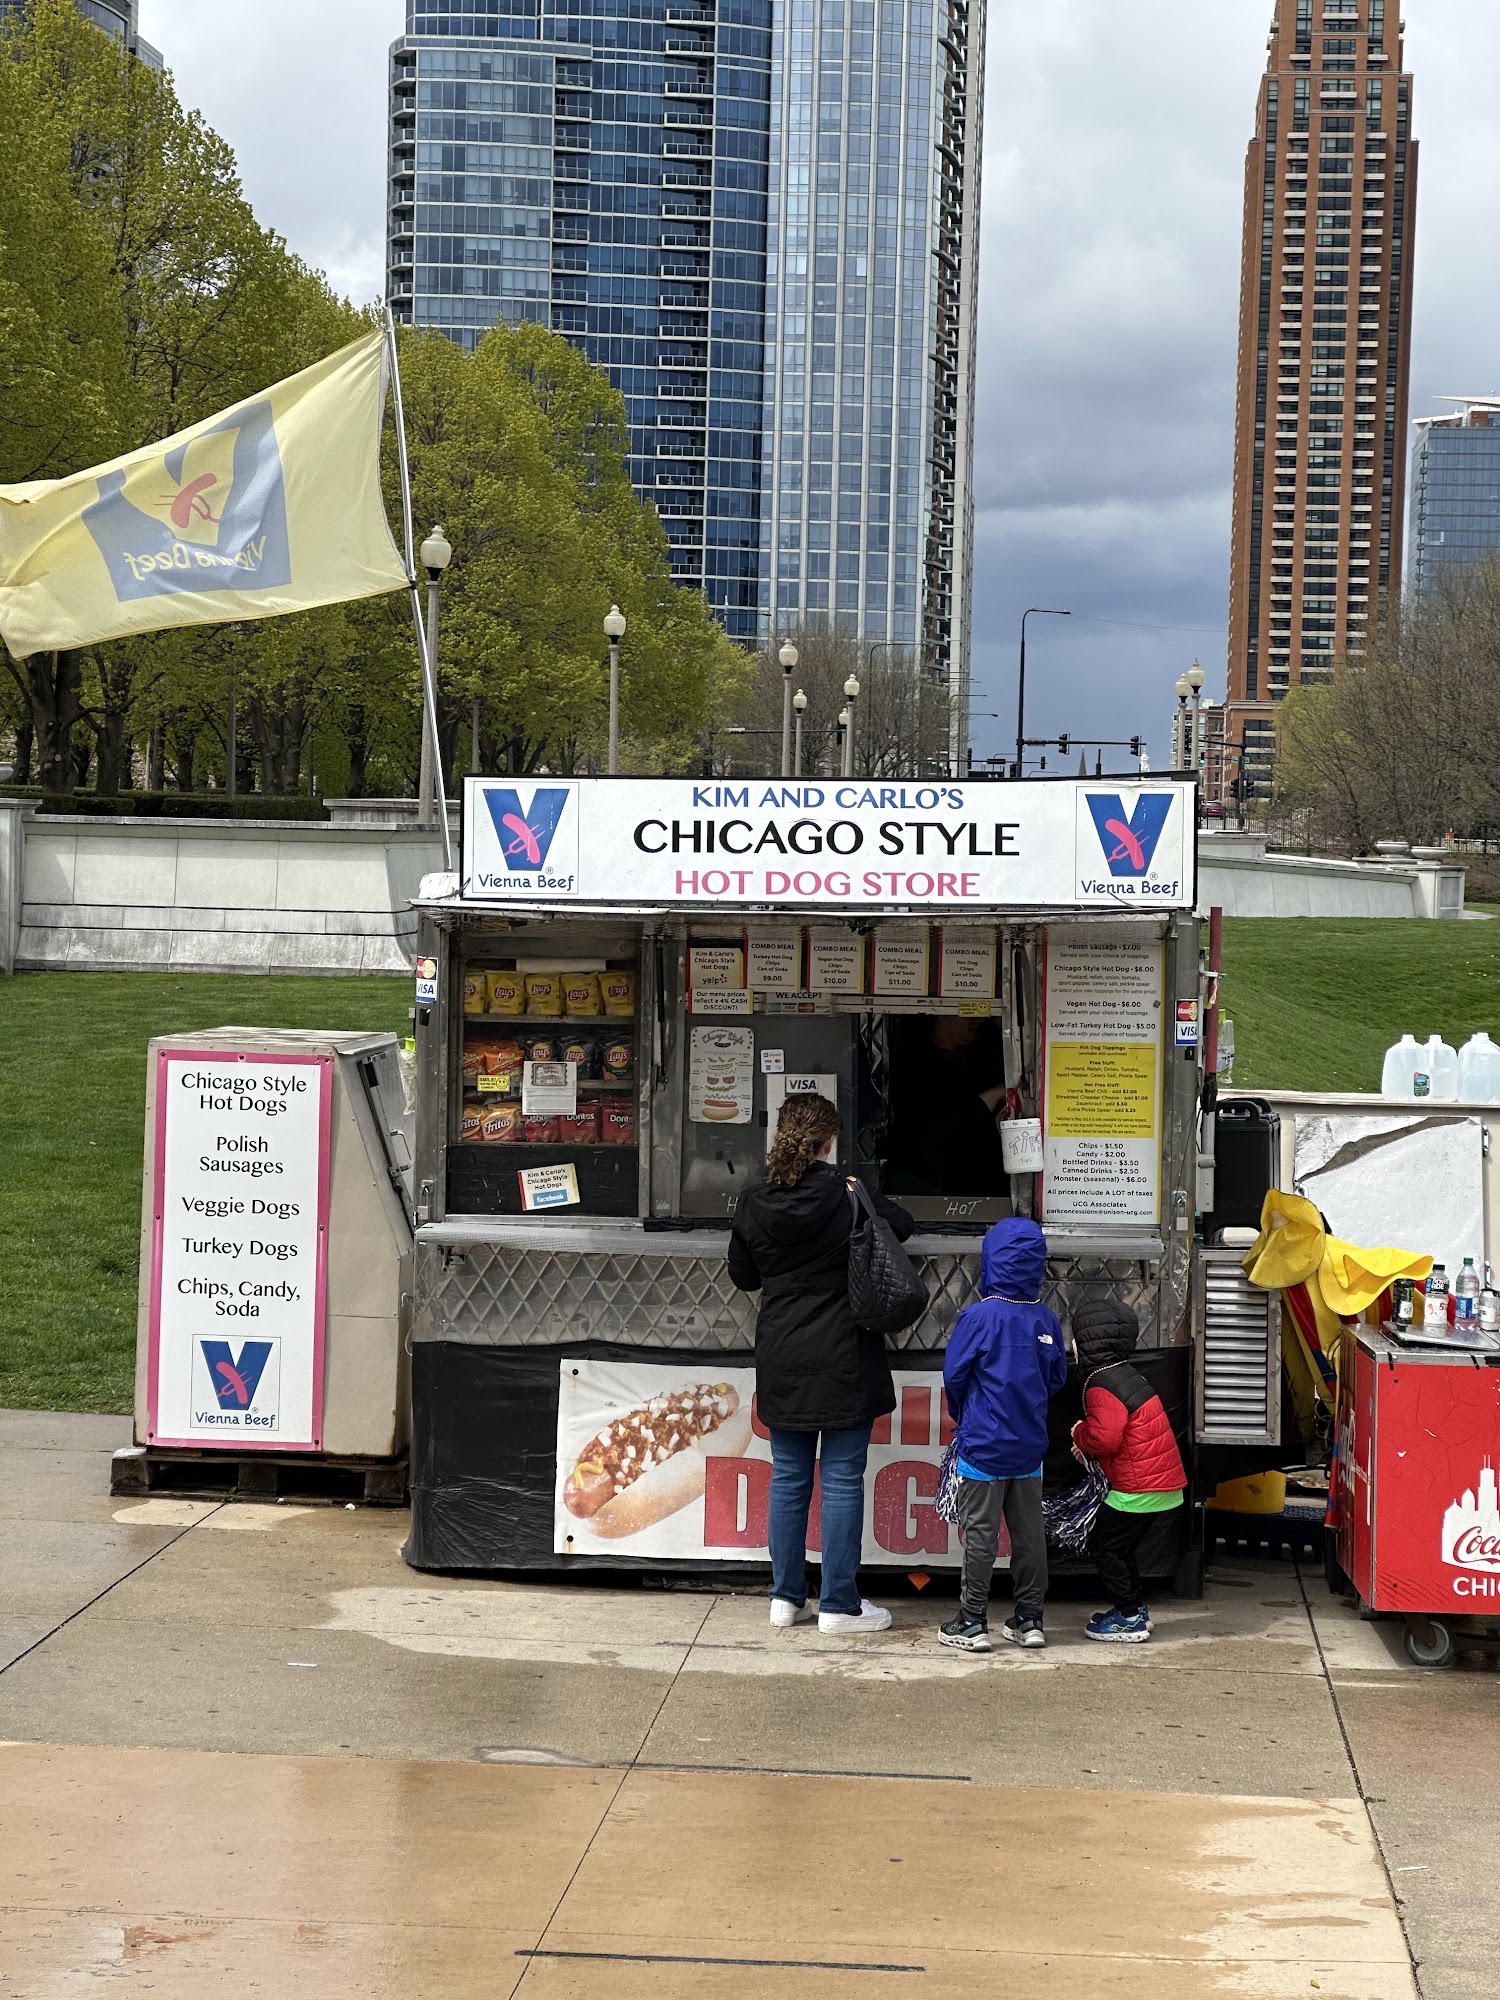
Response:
[1205,1095,1280,1240]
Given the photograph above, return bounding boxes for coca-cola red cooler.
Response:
[1336,1325,1500,1666]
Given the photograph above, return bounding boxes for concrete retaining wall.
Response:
[1198,834,1465,920]
[9,809,444,975]
[0,807,1470,980]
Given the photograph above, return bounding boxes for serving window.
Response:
[675,920,1024,1229]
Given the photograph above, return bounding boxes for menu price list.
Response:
[149,1053,330,1451]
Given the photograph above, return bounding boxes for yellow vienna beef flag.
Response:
[0,331,409,660]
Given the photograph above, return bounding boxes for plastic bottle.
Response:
[1458,1032,1500,1106]
[1381,1033,1426,1101]
[1424,1035,1460,1103]
[1455,1259,1481,1326]
[1425,1263,1450,1328]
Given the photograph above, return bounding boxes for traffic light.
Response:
[1057,734,1069,756]
[1129,735,1142,757]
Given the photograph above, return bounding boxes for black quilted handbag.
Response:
[846,1179,928,1334]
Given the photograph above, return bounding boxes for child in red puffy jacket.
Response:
[1070,1299,1187,1644]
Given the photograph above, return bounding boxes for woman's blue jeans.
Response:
[768,1424,873,1616]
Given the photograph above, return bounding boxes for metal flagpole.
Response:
[383,304,452,871]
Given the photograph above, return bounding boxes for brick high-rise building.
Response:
[1224,0,1416,801]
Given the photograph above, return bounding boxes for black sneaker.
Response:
[1000,1616,1047,1650]
[938,1614,992,1653]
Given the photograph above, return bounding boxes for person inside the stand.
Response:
[728,1092,915,1637]
[884,1016,1009,1197]
[1070,1299,1188,1644]
[938,1217,1067,1652]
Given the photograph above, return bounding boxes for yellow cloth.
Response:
[1242,1189,1433,1423]
[0,332,408,659]
[1242,1188,1432,1313]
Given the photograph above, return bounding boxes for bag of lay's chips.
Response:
[485,968,526,1015]
[564,971,603,1017]
[524,970,561,1015]
[602,968,637,1016]
[462,970,488,1015]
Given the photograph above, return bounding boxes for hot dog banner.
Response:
[554,1358,982,1567]
[461,777,1196,912]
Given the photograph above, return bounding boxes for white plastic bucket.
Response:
[1000,1117,1044,1174]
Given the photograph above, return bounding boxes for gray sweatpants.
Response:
[955,1475,1048,1624]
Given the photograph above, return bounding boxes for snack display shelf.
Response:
[463,1015,637,1029]
[462,1077,637,1093]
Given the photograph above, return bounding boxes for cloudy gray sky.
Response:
[139,0,1500,766]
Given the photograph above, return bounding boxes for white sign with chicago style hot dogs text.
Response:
[462,776,1196,911]
[554,1358,985,1568]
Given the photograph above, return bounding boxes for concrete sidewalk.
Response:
[0,1410,1493,1997]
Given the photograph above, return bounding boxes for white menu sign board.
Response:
[1041,935,1164,1227]
[147,1051,331,1450]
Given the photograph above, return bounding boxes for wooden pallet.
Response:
[110,1445,407,1506]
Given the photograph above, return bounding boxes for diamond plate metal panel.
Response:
[416,1241,1164,1352]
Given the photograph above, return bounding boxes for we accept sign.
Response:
[462,777,1195,910]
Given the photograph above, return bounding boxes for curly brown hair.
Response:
[766,1092,840,1187]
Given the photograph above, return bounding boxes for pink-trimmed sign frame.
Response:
[146,1049,333,1451]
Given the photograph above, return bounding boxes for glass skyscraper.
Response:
[388,0,980,758]
[0,0,162,66]
[1410,400,1500,594]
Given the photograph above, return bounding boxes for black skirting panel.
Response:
[406,1339,1195,1582]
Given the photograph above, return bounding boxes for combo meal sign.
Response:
[461,776,1195,910]
[146,1051,332,1450]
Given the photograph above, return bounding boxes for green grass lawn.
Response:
[2,924,1494,1414]
[0,973,407,1416]
[1221,917,1500,1093]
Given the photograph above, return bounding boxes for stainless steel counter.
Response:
[413,1217,1169,1351]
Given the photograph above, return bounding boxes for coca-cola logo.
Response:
[1442,1461,1500,1571]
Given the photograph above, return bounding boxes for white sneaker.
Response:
[769,1597,817,1627]
[818,1599,892,1635]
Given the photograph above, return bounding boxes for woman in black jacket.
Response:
[728,1093,915,1636]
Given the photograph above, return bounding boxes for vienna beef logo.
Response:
[82,400,293,603]
[1086,792,1174,879]
[1077,789,1181,901]
[475,784,578,891]
[195,1338,277,1429]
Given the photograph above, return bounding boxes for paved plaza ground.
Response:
[2,1410,1496,1998]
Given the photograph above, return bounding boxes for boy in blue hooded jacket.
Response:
[939,1218,1066,1651]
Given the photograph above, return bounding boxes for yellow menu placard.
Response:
[1045,1042,1157,1139]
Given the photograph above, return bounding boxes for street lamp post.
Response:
[603,604,626,775]
[778,639,799,776]
[836,707,850,776]
[418,525,453,828]
[792,688,807,778]
[1185,659,1205,806]
[841,673,860,778]
[1016,606,1071,778]
[1174,672,1192,775]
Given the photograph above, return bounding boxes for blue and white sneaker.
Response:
[1084,1608,1151,1644]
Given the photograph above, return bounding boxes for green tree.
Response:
[1,0,366,794]
[387,323,741,780]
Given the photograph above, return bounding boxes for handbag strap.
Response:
[846,1178,878,1229]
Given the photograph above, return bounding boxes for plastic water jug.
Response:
[1458,1032,1500,1105]
[1425,1035,1460,1103]
[1381,1034,1426,1101]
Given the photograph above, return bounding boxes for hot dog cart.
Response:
[1336,1323,1500,1667]
[404,774,1208,1582]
